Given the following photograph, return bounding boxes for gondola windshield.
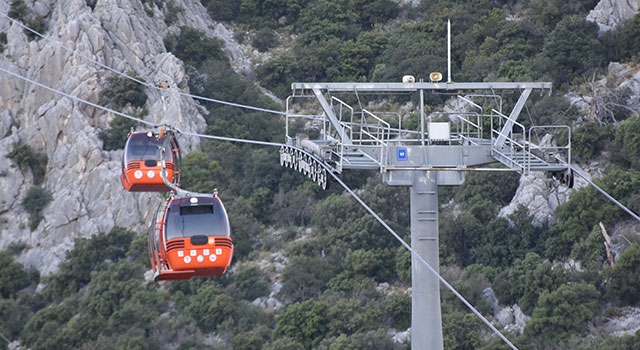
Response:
[124,134,170,164]
[165,201,230,240]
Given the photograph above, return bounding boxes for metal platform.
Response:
[284,86,572,182]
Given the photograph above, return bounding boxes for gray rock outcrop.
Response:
[587,0,640,33]
[0,0,219,275]
[498,173,574,226]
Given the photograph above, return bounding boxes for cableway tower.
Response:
[280,78,572,350]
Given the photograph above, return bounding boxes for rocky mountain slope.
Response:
[0,0,639,282]
[0,0,216,275]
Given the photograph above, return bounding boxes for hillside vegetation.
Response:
[2,0,640,349]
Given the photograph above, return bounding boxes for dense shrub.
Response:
[524,282,601,343]
[252,28,277,52]
[164,27,225,67]
[0,251,31,298]
[617,13,640,62]
[612,114,640,170]
[541,16,606,87]
[605,244,640,306]
[8,0,27,21]
[0,32,7,54]
[99,116,136,151]
[42,227,135,301]
[98,73,148,110]
[572,122,614,160]
[8,144,48,185]
[21,186,53,231]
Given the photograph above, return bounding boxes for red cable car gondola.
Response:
[120,128,181,192]
[148,191,234,281]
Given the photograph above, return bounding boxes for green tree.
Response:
[316,329,406,350]
[20,304,75,350]
[34,257,173,350]
[598,166,640,215]
[7,144,48,185]
[617,13,640,62]
[597,330,640,349]
[383,292,411,330]
[492,253,566,313]
[252,27,277,52]
[528,93,579,127]
[180,151,224,193]
[278,254,335,303]
[377,20,445,82]
[524,282,601,343]
[357,0,399,30]
[442,311,483,350]
[164,27,225,67]
[21,186,53,231]
[275,299,329,349]
[456,170,521,206]
[0,298,31,340]
[84,265,142,318]
[326,274,378,298]
[545,172,623,259]
[497,59,539,82]
[43,227,135,301]
[471,206,548,269]
[0,32,7,54]
[570,226,609,269]
[8,0,27,21]
[294,0,359,42]
[249,187,272,222]
[341,248,395,281]
[440,211,486,266]
[612,114,640,171]
[98,72,147,151]
[606,244,640,306]
[232,264,271,301]
[541,16,606,87]
[263,337,305,350]
[394,246,411,283]
[572,122,614,160]
[232,324,273,350]
[0,251,31,298]
[206,0,240,21]
[99,73,147,110]
[185,283,238,332]
[273,184,317,226]
[99,116,136,151]
[255,53,296,98]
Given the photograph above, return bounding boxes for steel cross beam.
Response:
[312,88,352,144]
[292,81,552,92]
[297,82,551,152]
[494,87,532,147]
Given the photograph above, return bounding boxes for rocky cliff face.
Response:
[0,0,223,275]
[587,0,640,33]
[1,0,639,278]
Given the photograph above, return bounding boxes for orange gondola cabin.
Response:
[149,193,234,281]
[121,129,181,192]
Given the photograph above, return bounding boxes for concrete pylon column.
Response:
[410,171,443,350]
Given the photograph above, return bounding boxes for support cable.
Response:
[570,165,640,222]
[0,12,288,117]
[0,66,152,127]
[0,332,10,345]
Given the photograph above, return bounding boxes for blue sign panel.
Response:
[397,147,407,161]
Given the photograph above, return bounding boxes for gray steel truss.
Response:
[284,81,571,350]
